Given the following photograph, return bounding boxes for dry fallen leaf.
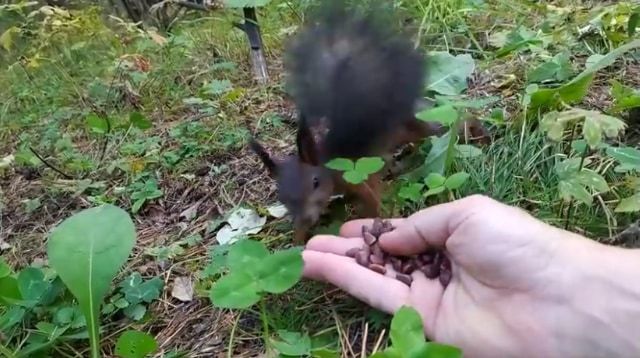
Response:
[171,276,194,302]
[216,207,266,245]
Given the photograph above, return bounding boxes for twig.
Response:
[29,147,73,179]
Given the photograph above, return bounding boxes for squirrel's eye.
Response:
[312,177,320,189]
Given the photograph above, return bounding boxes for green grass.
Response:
[1,0,640,356]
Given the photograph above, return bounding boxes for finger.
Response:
[305,235,364,255]
[378,199,470,256]
[302,250,410,314]
[408,270,445,337]
[339,218,406,237]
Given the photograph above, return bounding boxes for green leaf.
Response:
[0,27,20,51]
[209,271,261,309]
[398,183,424,202]
[343,170,367,184]
[227,239,269,273]
[86,114,108,134]
[528,61,560,83]
[629,12,639,37]
[423,186,446,198]
[606,146,640,172]
[271,330,311,356]
[354,157,385,175]
[17,267,51,307]
[571,139,587,154]
[119,273,163,304]
[445,172,470,190]
[425,52,475,95]
[415,105,459,126]
[558,179,592,205]
[455,144,482,158]
[325,158,354,172]
[528,40,640,110]
[424,173,446,188]
[124,304,147,321]
[257,248,304,294]
[115,330,158,358]
[615,193,640,213]
[129,112,152,130]
[423,343,463,358]
[434,95,500,109]
[0,276,21,306]
[0,306,25,331]
[47,205,136,357]
[389,306,426,353]
[582,116,601,148]
[574,170,609,193]
[423,132,451,176]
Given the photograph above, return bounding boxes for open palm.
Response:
[302,195,584,357]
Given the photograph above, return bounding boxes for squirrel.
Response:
[250,0,488,244]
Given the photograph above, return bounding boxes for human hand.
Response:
[302,195,640,357]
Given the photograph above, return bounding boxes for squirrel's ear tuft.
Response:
[249,137,278,176]
[296,116,320,165]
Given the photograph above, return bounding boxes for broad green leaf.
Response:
[0,26,20,51]
[455,144,482,158]
[0,306,25,331]
[423,343,464,358]
[425,52,475,95]
[615,193,640,213]
[424,173,446,188]
[574,170,609,192]
[424,186,446,198]
[17,267,51,307]
[606,146,640,172]
[415,105,459,126]
[586,54,605,68]
[445,172,470,190]
[257,248,303,293]
[354,157,385,175]
[119,273,163,304]
[343,170,367,184]
[398,183,424,202]
[124,304,147,321]
[325,158,354,172]
[389,306,426,353]
[47,205,136,357]
[115,330,158,358]
[610,80,640,112]
[527,61,560,83]
[129,112,152,130]
[86,114,108,134]
[227,239,269,273]
[582,116,602,148]
[558,179,592,205]
[271,330,311,356]
[209,271,261,309]
[0,276,21,305]
[423,132,451,176]
[571,139,587,154]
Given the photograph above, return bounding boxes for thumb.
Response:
[379,195,482,256]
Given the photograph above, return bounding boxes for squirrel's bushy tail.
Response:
[284,0,426,159]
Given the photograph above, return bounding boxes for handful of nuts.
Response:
[345,218,452,288]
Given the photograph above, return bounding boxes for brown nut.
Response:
[401,260,416,275]
[345,247,360,258]
[368,263,387,274]
[370,254,385,265]
[363,231,378,246]
[439,255,452,287]
[396,273,413,286]
[421,262,440,279]
[355,251,370,267]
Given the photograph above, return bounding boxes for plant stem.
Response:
[227,313,241,358]
[564,144,590,230]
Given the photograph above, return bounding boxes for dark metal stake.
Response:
[233,7,269,84]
